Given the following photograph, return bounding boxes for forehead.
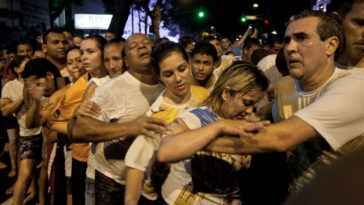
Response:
[221,38,230,42]
[67,49,80,57]
[80,39,98,48]
[127,34,151,44]
[17,43,31,49]
[345,2,364,20]
[104,44,122,55]
[285,17,320,37]
[47,32,66,41]
[63,31,72,37]
[193,53,214,61]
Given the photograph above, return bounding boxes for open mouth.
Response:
[139,52,150,58]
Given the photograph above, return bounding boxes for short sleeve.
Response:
[294,71,364,150]
[178,110,202,130]
[124,135,159,172]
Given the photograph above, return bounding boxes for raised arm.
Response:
[205,116,318,154]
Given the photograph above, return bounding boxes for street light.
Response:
[253,3,259,8]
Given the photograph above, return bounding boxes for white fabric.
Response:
[125,87,207,200]
[85,75,111,180]
[1,79,41,136]
[294,69,364,151]
[90,71,164,184]
[213,55,234,77]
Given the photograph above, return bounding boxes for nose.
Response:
[175,72,182,83]
[285,39,296,55]
[72,60,78,68]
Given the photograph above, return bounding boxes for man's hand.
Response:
[217,119,270,138]
[250,28,259,38]
[75,100,101,117]
[164,118,189,136]
[127,114,167,139]
[0,97,12,108]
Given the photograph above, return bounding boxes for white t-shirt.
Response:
[90,71,164,184]
[213,55,234,78]
[1,79,41,136]
[125,86,208,200]
[85,75,111,180]
[294,69,364,151]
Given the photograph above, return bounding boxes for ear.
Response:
[46,71,54,80]
[325,36,339,56]
[221,86,231,102]
[42,44,47,53]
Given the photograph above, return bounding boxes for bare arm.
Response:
[234,25,253,47]
[0,97,23,117]
[69,114,167,142]
[158,119,269,163]
[205,116,318,154]
[124,168,144,205]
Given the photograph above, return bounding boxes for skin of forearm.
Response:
[50,124,67,135]
[158,122,221,163]
[69,116,136,142]
[25,101,41,128]
[1,98,23,117]
[124,168,144,205]
[206,116,317,154]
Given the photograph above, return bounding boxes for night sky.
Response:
[172,0,313,38]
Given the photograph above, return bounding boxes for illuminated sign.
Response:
[75,14,113,30]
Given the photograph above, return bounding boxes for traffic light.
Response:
[198,10,205,18]
[241,16,247,23]
[264,19,269,24]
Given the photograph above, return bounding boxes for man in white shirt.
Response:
[159,10,364,198]
[70,33,166,205]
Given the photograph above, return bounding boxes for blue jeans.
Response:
[95,171,125,205]
[85,177,95,205]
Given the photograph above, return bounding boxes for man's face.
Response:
[243,44,260,62]
[104,43,123,78]
[2,49,8,60]
[341,1,364,64]
[17,43,33,58]
[124,34,153,71]
[63,31,74,48]
[191,53,215,82]
[45,32,69,61]
[105,32,117,41]
[8,52,15,62]
[270,42,284,54]
[209,39,222,58]
[284,17,329,81]
[221,38,231,50]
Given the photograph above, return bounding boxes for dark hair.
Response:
[191,42,218,63]
[66,47,80,56]
[220,36,231,42]
[276,49,289,76]
[179,36,193,49]
[327,0,358,20]
[104,38,125,49]
[43,28,64,44]
[17,41,32,48]
[201,36,219,44]
[267,35,283,48]
[291,10,344,54]
[84,34,106,52]
[151,41,188,76]
[22,58,61,79]
[9,56,27,77]
[243,38,261,50]
[251,48,269,65]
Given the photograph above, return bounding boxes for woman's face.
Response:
[80,39,103,73]
[221,88,264,120]
[159,51,191,99]
[67,49,85,80]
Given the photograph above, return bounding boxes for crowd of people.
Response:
[0,0,363,204]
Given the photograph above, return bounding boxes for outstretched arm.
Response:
[157,119,269,163]
[205,116,318,154]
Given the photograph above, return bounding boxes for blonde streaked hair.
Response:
[203,61,269,115]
